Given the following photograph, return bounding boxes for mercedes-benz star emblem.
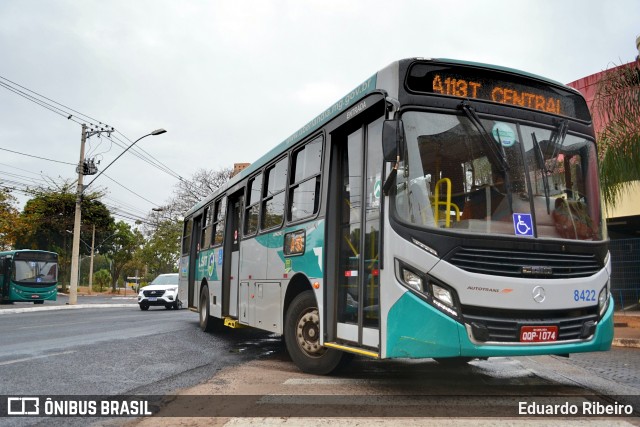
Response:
[532,286,546,303]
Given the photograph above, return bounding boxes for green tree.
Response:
[17,186,114,288]
[107,221,144,291]
[140,219,182,277]
[0,188,23,250]
[593,60,640,206]
[93,269,111,293]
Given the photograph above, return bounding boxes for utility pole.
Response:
[88,224,95,295]
[68,124,87,305]
[68,125,107,304]
[68,126,166,304]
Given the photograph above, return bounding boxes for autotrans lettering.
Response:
[432,74,561,114]
[467,286,513,294]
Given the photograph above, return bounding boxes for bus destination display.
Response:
[406,63,591,121]
[431,74,561,114]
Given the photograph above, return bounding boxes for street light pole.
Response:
[68,127,167,305]
[86,129,167,190]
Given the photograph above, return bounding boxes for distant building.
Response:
[232,163,251,177]
[567,60,640,238]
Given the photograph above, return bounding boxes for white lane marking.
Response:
[0,350,76,366]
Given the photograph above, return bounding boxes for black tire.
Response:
[139,302,149,311]
[173,299,182,310]
[165,304,172,310]
[284,290,350,375]
[199,286,222,332]
[434,357,473,366]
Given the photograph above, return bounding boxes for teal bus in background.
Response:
[179,58,613,375]
[0,250,58,304]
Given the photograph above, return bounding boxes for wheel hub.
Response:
[296,308,326,357]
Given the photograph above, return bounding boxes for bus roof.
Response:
[185,57,579,218]
[0,249,58,258]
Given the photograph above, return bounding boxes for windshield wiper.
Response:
[459,101,512,213]
[459,101,509,172]
[549,119,569,161]
[532,132,551,214]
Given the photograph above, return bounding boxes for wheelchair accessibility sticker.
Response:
[513,213,533,237]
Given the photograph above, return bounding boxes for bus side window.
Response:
[212,197,226,246]
[262,157,287,230]
[201,206,211,250]
[182,218,193,255]
[289,136,322,222]
[245,174,262,236]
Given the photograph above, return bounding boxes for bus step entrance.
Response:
[224,317,247,328]
[324,342,379,359]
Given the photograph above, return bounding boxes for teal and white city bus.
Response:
[0,250,58,304]
[179,58,613,374]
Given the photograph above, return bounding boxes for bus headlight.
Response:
[395,259,460,320]
[598,283,609,316]
[432,284,454,307]
[401,268,423,292]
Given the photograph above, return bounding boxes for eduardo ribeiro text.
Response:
[519,401,633,416]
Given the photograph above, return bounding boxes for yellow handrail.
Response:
[433,177,460,228]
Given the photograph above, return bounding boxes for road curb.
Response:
[0,303,137,315]
[612,337,640,348]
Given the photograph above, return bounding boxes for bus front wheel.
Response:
[284,290,350,375]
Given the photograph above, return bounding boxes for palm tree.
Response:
[593,57,640,207]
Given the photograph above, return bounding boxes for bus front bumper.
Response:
[7,287,57,302]
[386,292,614,359]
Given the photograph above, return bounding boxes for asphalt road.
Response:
[2,303,640,426]
[0,305,282,427]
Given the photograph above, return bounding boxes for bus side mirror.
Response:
[382,119,404,162]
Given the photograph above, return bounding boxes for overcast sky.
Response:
[0,0,638,225]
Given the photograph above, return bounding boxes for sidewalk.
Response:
[613,312,640,348]
[0,292,137,314]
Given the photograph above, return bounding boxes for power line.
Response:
[107,133,183,181]
[0,146,76,165]
[103,174,160,207]
[0,74,105,125]
[0,74,185,186]
[0,81,85,125]
[0,74,193,218]
[0,170,48,186]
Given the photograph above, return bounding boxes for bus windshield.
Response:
[13,260,58,284]
[394,111,603,240]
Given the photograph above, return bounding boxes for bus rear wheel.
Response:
[284,290,350,375]
[199,286,222,332]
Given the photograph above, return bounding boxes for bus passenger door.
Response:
[223,193,243,318]
[331,116,383,351]
[188,215,203,308]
